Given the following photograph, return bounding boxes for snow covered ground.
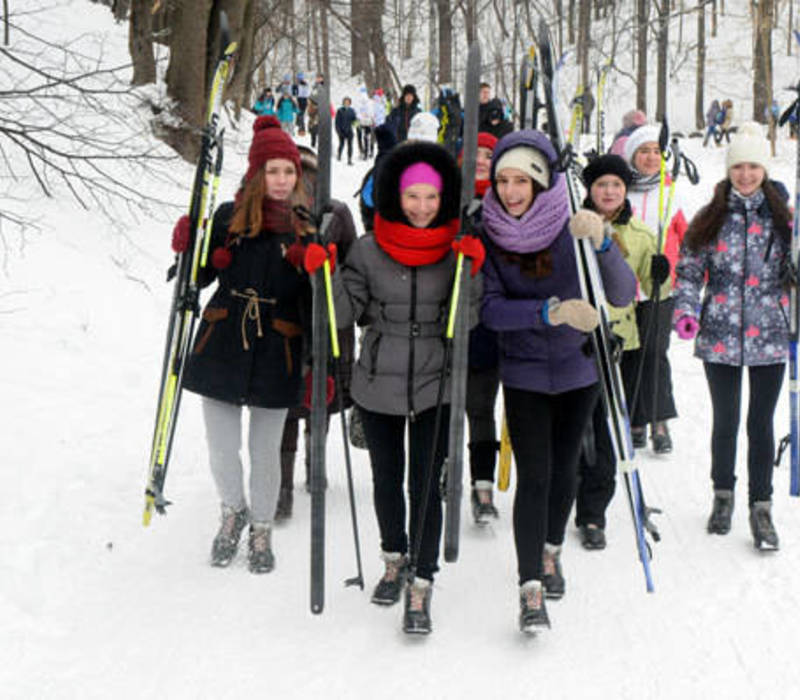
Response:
[3,3,800,699]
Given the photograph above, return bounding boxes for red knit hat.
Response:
[477,131,498,152]
[245,116,302,182]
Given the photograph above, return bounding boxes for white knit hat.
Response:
[726,121,770,172]
[494,146,550,189]
[623,124,661,165]
[407,112,440,143]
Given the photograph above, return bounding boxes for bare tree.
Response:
[655,0,668,121]
[636,0,649,112]
[129,0,155,85]
[695,0,706,130]
[753,0,773,122]
[437,0,453,83]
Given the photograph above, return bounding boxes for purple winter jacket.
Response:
[479,129,637,395]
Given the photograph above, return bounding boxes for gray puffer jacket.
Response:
[674,184,790,366]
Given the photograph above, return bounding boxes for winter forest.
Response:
[4,0,800,698]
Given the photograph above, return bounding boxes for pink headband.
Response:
[399,162,442,193]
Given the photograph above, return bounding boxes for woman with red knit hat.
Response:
[176,116,311,574]
[329,141,484,635]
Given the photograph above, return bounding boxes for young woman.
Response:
[329,141,484,635]
[335,96,357,165]
[623,124,686,452]
[177,116,311,573]
[479,131,636,633]
[464,132,502,524]
[574,155,670,550]
[673,122,790,551]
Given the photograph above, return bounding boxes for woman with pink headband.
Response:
[329,141,484,635]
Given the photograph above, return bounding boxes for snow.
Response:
[3,3,800,699]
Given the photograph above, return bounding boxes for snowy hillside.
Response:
[3,3,800,699]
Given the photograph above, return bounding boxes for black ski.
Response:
[538,18,657,592]
[443,41,481,563]
[143,14,236,526]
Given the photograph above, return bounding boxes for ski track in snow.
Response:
[3,2,800,698]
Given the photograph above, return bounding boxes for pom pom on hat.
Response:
[726,121,770,172]
[245,116,301,182]
[407,112,440,143]
[211,246,233,270]
[624,124,662,165]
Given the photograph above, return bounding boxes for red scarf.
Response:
[373,213,460,267]
[261,198,294,234]
[474,179,490,198]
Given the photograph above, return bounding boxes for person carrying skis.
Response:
[275,144,358,520]
[673,122,791,550]
[462,131,502,523]
[479,130,636,633]
[622,124,686,452]
[174,116,311,573]
[328,141,484,635]
[574,154,671,550]
[335,96,358,165]
[386,84,421,142]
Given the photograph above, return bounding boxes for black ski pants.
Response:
[337,133,353,162]
[466,365,500,483]
[357,125,373,158]
[704,362,785,504]
[359,404,449,582]
[623,298,678,427]
[505,383,599,585]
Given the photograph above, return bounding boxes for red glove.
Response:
[304,242,337,275]
[452,235,485,277]
[303,373,336,410]
[171,215,191,253]
[285,240,305,269]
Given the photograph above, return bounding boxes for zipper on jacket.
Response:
[407,268,417,421]
[740,209,748,366]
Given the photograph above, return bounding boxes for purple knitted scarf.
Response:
[481,173,570,253]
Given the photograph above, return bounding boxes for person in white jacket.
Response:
[355,86,374,160]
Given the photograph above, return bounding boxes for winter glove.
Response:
[303,373,335,410]
[171,215,191,253]
[452,235,486,276]
[650,254,670,287]
[285,240,306,269]
[304,242,337,275]
[568,209,607,250]
[675,315,699,340]
[544,297,599,333]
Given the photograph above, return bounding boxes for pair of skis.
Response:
[143,16,236,526]
[537,19,659,592]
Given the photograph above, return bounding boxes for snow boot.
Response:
[402,578,433,635]
[519,580,550,634]
[371,552,408,606]
[471,480,499,525]
[631,426,647,449]
[652,422,673,454]
[749,501,779,551]
[707,489,734,535]
[248,522,275,573]
[579,523,606,550]
[542,544,565,599]
[210,504,249,567]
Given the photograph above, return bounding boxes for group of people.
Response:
[253,72,325,137]
[171,75,792,638]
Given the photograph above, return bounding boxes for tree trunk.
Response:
[129,0,155,85]
[568,0,575,44]
[321,2,329,83]
[221,0,255,117]
[695,0,706,130]
[753,0,773,123]
[789,0,794,56]
[636,0,648,113]
[555,0,564,55]
[351,0,369,77]
[578,0,591,125]
[164,0,213,160]
[711,0,717,36]
[655,0,668,122]
[436,0,452,84]
[464,0,477,45]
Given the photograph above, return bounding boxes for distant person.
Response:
[253,88,275,117]
[335,96,358,165]
[386,84,421,142]
[609,109,647,156]
[276,88,298,136]
[478,81,492,124]
[480,98,513,139]
[295,72,311,135]
[355,86,375,159]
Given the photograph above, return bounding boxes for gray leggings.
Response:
[202,397,288,523]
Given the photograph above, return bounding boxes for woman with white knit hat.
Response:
[623,124,686,453]
[673,122,792,550]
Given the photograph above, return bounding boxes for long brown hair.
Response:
[229,164,310,238]
[501,249,553,278]
[684,178,791,253]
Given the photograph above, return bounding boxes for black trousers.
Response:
[704,362,785,504]
[357,125,373,157]
[622,298,678,427]
[359,404,449,581]
[575,395,616,528]
[337,133,353,162]
[466,365,500,483]
[505,383,599,585]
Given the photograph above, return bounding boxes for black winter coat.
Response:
[182,202,311,409]
[335,106,357,137]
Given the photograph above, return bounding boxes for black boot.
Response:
[707,489,734,535]
[519,580,550,634]
[210,504,249,567]
[542,545,565,599]
[652,422,673,454]
[371,552,409,606]
[579,523,607,550]
[749,501,779,550]
[402,578,433,635]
